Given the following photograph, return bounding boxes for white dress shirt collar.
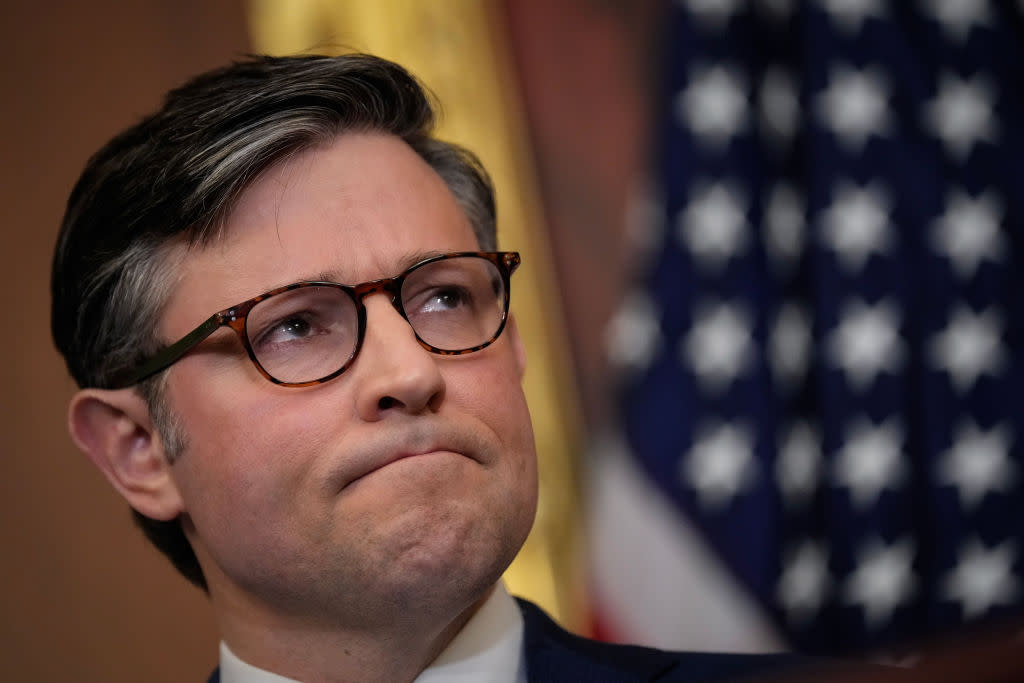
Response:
[219,583,526,683]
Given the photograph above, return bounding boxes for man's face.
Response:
[156,133,537,625]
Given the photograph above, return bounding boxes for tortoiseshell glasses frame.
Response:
[109,251,521,389]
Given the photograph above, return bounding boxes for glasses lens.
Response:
[401,256,508,351]
[246,285,359,384]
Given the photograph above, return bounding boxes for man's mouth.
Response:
[330,422,485,491]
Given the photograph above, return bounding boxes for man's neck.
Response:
[214,583,497,683]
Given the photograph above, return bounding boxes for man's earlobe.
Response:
[68,388,184,521]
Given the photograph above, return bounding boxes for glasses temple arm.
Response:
[107,314,224,389]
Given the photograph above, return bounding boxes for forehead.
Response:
[160,132,480,332]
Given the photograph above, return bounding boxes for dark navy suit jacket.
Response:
[207,597,818,682]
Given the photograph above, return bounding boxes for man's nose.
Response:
[353,294,446,421]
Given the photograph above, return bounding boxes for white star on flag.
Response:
[937,420,1016,509]
[765,182,806,271]
[677,180,749,269]
[778,540,831,623]
[843,537,917,628]
[821,181,893,272]
[817,0,886,34]
[770,302,812,391]
[929,305,1006,393]
[930,188,1005,279]
[924,72,998,161]
[681,420,757,509]
[943,538,1019,619]
[833,417,907,508]
[816,64,892,150]
[676,64,749,148]
[681,300,754,393]
[684,0,743,28]
[921,0,993,43]
[605,291,663,372]
[827,298,905,391]
[776,420,822,506]
[760,67,799,147]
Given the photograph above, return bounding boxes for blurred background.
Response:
[3,1,1023,680]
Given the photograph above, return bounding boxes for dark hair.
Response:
[51,54,497,590]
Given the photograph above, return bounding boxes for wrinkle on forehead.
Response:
[211,143,325,256]
[216,134,458,244]
[307,248,457,286]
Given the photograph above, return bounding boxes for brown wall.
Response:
[0,3,249,680]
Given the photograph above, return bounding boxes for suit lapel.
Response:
[517,598,680,683]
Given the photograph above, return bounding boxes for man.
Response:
[52,54,816,682]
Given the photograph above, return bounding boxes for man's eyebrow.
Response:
[393,249,451,272]
[294,249,454,286]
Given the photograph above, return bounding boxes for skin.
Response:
[69,132,539,682]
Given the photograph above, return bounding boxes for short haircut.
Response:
[51,54,498,590]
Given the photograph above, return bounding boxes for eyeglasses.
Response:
[111,251,521,388]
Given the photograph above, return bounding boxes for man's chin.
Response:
[373,517,514,601]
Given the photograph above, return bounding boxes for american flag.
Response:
[590,0,1024,656]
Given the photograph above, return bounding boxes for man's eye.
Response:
[253,314,319,350]
[424,287,470,311]
[277,317,312,338]
[412,286,479,316]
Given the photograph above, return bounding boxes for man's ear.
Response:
[68,388,184,521]
[506,313,528,379]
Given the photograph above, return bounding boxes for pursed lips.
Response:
[332,423,487,491]
[366,447,456,476]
